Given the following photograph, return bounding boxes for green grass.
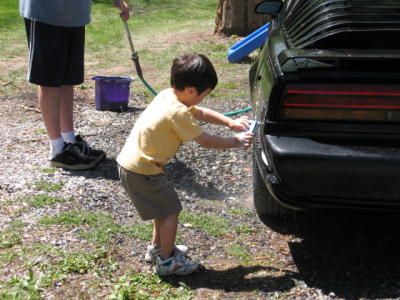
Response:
[0,220,26,249]
[234,224,259,235]
[18,194,70,208]
[110,272,193,300]
[30,180,64,192]
[0,269,42,300]
[179,211,232,236]
[227,244,251,262]
[38,210,153,244]
[41,167,57,174]
[229,208,253,216]
[57,248,108,274]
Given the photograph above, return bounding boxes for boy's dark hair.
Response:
[170,53,218,94]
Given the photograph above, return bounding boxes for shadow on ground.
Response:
[161,265,295,294]
[166,157,226,200]
[64,156,226,199]
[277,210,400,299]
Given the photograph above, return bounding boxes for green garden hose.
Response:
[123,21,252,116]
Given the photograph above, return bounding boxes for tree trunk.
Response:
[214,0,271,37]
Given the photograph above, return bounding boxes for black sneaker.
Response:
[75,135,106,162]
[50,143,97,170]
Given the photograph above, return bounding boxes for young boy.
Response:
[117,53,254,276]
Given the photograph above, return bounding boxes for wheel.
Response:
[253,155,294,226]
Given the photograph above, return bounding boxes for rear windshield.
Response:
[283,0,400,49]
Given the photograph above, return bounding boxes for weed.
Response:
[229,208,252,216]
[125,223,153,241]
[38,210,106,226]
[57,248,107,274]
[34,128,47,135]
[0,229,21,249]
[219,82,238,89]
[0,250,17,265]
[179,212,231,236]
[227,244,251,262]
[18,194,70,208]
[38,210,151,244]
[31,180,64,192]
[0,269,42,300]
[110,272,193,300]
[41,168,57,174]
[234,224,259,235]
[6,220,27,229]
[3,200,15,206]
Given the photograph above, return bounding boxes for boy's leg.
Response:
[60,85,74,134]
[155,212,179,260]
[38,86,61,140]
[152,219,161,248]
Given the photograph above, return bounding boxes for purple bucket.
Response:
[92,76,133,111]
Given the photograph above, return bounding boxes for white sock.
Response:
[61,130,76,144]
[50,137,65,159]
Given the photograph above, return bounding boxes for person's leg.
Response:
[156,212,179,260]
[152,219,161,248]
[38,86,61,140]
[60,85,74,133]
[60,85,76,143]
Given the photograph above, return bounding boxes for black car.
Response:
[249,0,400,224]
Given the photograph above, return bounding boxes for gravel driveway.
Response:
[1,89,400,299]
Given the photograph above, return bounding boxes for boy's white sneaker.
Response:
[154,251,198,276]
[145,244,188,263]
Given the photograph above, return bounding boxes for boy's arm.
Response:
[194,132,253,149]
[191,107,250,132]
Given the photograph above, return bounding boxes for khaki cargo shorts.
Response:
[118,165,182,221]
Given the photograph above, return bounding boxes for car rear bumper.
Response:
[255,134,400,210]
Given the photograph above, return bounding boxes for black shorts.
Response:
[24,18,85,87]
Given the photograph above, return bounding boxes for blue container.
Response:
[227,22,271,63]
[92,76,133,111]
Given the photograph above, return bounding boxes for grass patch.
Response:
[0,249,18,266]
[0,269,42,300]
[227,244,251,262]
[0,229,21,249]
[110,272,193,300]
[6,220,27,229]
[179,212,231,236]
[39,210,152,244]
[18,194,70,208]
[41,167,57,174]
[125,223,153,241]
[234,224,259,235]
[31,180,64,192]
[229,208,253,216]
[38,210,108,227]
[57,248,107,274]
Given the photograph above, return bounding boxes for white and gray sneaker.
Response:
[154,250,198,276]
[145,244,188,263]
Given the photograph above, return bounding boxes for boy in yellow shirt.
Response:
[117,53,253,276]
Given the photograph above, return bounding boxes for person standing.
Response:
[20,0,129,170]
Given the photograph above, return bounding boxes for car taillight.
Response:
[280,83,400,122]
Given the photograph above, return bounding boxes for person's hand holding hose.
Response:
[113,0,130,21]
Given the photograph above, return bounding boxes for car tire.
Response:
[253,156,294,226]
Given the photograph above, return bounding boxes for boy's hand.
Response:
[234,132,254,148]
[229,116,250,132]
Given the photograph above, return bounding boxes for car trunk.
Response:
[261,0,400,206]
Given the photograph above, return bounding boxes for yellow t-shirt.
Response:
[117,88,204,175]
